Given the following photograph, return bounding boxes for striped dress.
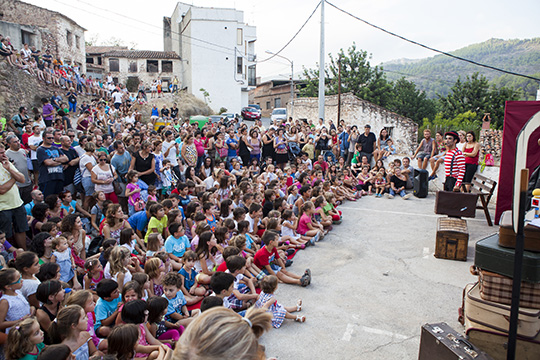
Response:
[255,291,286,328]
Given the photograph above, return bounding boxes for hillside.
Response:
[381,38,540,99]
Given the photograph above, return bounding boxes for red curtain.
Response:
[495,101,540,224]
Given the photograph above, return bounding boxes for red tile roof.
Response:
[103,50,181,60]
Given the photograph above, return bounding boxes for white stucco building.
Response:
[164,2,256,113]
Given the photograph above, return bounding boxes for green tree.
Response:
[299,43,393,107]
[438,72,520,129]
[388,77,437,124]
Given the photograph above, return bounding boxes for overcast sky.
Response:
[27,0,540,80]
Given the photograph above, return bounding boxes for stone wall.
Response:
[290,93,418,154]
[0,0,86,71]
[479,129,502,166]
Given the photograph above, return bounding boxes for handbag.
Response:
[110,166,122,195]
[134,198,145,212]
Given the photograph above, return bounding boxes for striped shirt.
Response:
[444,148,465,187]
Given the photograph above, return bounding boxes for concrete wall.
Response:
[0,0,86,71]
[0,20,45,50]
[167,2,256,113]
[291,93,418,154]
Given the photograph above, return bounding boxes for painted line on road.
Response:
[423,247,430,259]
[360,326,409,340]
[341,323,355,341]
[337,206,487,222]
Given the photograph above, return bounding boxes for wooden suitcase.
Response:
[463,282,540,340]
[466,327,540,360]
[498,210,540,252]
[418,322,492,360]
[435,191,478,218]
[435,217,469,261]
[470,266,540,309]
[475,233,540,283]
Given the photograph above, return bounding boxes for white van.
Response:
[270,108,287,123]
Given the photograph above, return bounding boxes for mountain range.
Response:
[380,38,540,100]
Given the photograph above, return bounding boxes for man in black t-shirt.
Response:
[170,103,179,119]
[358,124,377,163]
[60,135,79,194]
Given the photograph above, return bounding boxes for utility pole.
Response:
[290,61,294,118]
[318,0,325,120]
[337,57,342,123]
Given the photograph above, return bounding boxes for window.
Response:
[21,30,36,47]
[248,65,256,86]
[147,60,159,73]
[266,101,271,110]
[383,126,394,138]
[129,61,137,73]
[274,98,281,108]
[237,28,243,46]
[97,57,102,65]
[75,35,80,49]
[162,61,173,73]
[66,30,73,47]
[237,57,243,74]
[86,57,94,64]
[109,58,119,72]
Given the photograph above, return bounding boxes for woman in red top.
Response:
[462,131,480,192]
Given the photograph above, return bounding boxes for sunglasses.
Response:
[9,275,22,285]
[99,158,107,162]
[46,137,54,140]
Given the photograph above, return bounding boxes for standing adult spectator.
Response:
[8,106,29,138]
[129,140,156,186]
[0,143,29,249]
[181,134,198,168]
[358,124,377,163]
[25,189,43,216]
[92,152,118,203]
[346,126,359,165]
[79,141,97,210]
[111,90,123,110]
[375,128,390,162]
[66,87,77,113]
[27,125,42,187]
[37,129,68,197]
[5,135,32,204]
[237,127,252,168]
[261,127,275,162]
[226,128,239,165]
[339,125,350,161]
[462,131,481,192]
[443,131,465,192]
[163,131,180,179]
[41,98,55,127]
[172,76,179,93]
[60,135,79,194]
[111,141,131,183]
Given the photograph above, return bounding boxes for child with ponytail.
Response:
[5,317,45,360]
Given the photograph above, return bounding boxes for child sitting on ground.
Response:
[255,274,305,327]
[253,230,311,287]
[162,272,199,328]
[224,255,258,311]
[178,250,207,305]
[94,279,121,338]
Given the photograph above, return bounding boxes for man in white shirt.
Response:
[162,130,180,179]
[27,125,42,187]
[112,91,123,110]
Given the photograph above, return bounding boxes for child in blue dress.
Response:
[51,236,81,289]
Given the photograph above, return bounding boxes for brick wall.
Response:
[290,93,418,154]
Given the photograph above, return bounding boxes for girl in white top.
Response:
[16,251,42,309]
[0,268,33,334]
[194,231,223,285]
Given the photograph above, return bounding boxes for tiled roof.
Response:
[86,46,129,54]
[103,50,181,60]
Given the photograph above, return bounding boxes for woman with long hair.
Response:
[91,151,118,203]
[462,131,481,192]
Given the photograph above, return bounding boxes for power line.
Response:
[325,1,540,83]
[257,1,321,63]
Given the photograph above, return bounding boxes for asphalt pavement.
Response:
[258,193,495,359]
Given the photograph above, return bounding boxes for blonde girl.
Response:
[144,257,165,297]
[146,233,165,258]
[48,305,101,359]
[0,268,33,334]
[65,290,107,352]
[173,307,271,360]
[51,237,81,290]
[107,247,137,291]
[255,275,305,327]
[5,317,45,359]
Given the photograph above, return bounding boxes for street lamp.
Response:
[265,50,294,119]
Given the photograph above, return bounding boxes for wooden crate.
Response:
[435,217,469,261]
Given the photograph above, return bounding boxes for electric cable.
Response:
[326,0,540,82]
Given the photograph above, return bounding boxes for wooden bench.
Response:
[469,173,497,226]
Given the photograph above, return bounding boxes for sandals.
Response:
[296,299,303,312]
[300,274,310,287]
[295,315,306,322]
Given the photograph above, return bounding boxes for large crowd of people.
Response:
[0,41,481,359]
